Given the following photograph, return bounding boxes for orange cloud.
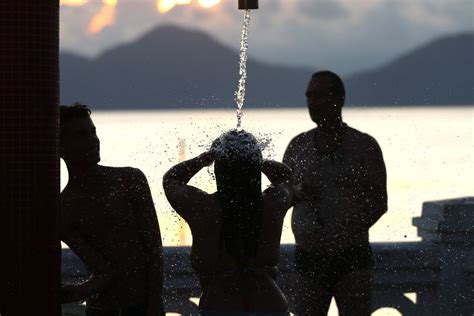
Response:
[198,0,221,8]
[156,0,221,14]
[60,0,88,6]
[89,0,118,34]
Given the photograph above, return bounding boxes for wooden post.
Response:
[177,138,189,245]
[0,1,60,315]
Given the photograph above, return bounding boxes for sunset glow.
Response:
[61,0,222,34]
[156,0,220,14]
[60,0,88,6]
[88,0,118,34]
[198,0,220,8]
[157,0,191,14]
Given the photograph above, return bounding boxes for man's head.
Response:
[59,103,100,166]
[306,71,345,128]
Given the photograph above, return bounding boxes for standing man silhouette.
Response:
[283,71,387,315]
[60,103,164,316]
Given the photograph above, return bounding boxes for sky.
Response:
[60,0,474,75]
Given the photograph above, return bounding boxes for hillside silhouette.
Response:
[60,26,473,108]
[345,33,474,106]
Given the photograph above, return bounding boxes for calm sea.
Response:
[60,107,474,246]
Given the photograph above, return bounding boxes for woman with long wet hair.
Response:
[163,130,293,315]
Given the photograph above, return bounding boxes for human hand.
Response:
[261,160,292,184]
[198,151,215,166]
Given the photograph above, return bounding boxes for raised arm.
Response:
[162,151,214,220]
[130,169,164,316]
[262,160,294,216]
[262,159,293,185]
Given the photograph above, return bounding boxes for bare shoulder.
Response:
[346,127,382,151]
[284,129,316,163]
[100,165,148,186]
[287,129,315,148]
[347,127,382,156]
[98,165,139,177]
[187,192,220,227]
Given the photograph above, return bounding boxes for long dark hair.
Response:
[212,130,263,266]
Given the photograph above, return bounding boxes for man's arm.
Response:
[283,137,303,206]
[282,134,327,250]
[282,138,296,171]
[131,169,164,316]
[361,138,388,228]
[61,229,117,303]
[262,160,294,217]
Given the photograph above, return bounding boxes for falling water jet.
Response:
[235,0,257,129]
[235,10,251,129]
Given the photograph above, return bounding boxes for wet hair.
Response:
[211,130,263,266]
[59,102,91,131]
[310,70,345,103]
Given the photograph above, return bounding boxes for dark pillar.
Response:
[0,1,60,315]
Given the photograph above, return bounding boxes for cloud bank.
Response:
[60,0,474,74]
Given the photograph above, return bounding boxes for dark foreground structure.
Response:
[63,197,474,316]
[1,1,60,315]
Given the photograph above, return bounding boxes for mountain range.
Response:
[60,26,473,109]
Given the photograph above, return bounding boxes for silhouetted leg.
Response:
[85,307,119,316]
[294,272,333,315]
[86,305,150,316]
[294,246,333,315]
[120,305,148,316]
[334,269,372,316]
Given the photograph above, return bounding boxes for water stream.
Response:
[235,9,251,129]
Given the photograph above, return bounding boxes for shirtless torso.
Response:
[59,106,163,315]
[61,165,163,314]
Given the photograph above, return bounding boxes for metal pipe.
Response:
[239,0,258,10]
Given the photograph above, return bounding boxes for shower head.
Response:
[239,0,258,10]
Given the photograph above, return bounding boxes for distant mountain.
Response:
[345,33,474,106]
[60,26,473,109]
[60,25,312,109]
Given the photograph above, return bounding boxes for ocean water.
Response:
[60,107,474,247]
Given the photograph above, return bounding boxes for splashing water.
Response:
[235,9,251,129]
[212,129,262,163]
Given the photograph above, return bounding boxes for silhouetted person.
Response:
[60,103,164,316]
[283,71,387,316]
[163,130,293,315]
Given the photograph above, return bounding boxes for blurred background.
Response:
[59,0,474,246]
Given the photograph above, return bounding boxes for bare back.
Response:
[181,186,291,276]
[163,156,293,312]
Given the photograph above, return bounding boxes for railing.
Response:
[62,197,474,316]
